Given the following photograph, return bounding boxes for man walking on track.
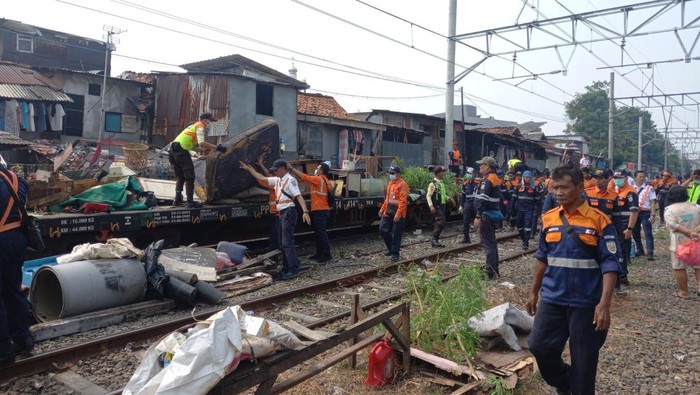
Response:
[427,166,448,248]
[612,171,639,295]
[474,156,503,280]
[379,166,409,262]
[527,166,620,395]
[633,170,657,261]
[168,112,225,208]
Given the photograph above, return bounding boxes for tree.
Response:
[564,81,681,172]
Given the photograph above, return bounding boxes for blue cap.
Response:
[523,170,532,177]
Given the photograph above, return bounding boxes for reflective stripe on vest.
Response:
[174,121,204,151]
[0,170,22,233]
[638,185,653,209]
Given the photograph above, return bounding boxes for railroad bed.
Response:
[2,225,534,394]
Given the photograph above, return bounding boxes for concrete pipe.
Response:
[30,259,147,322]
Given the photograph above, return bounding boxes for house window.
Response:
[105,112,121,133]
[256,83,273,116]
[88,83,101,96]
[17,35,33,53]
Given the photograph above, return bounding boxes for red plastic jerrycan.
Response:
[365,339,397,387]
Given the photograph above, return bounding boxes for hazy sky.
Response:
[4,0,700,156]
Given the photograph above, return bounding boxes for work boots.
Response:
[186,200,203,208]
[174,191,184,206]
[431,237,445,248]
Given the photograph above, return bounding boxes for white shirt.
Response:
[664,202,700,252]
[268,172,301,211]
[636,183,657,211]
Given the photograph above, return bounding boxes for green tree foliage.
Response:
[564,81,680,172]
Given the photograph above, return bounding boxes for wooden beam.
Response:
[282,321,329,342]
[450,380,484,395]
[348,293,360,369]
[401,303,412,373]
[254,376,278,395]
[382,319,409,353]
[31,300,174,342]
[213,303,406,394]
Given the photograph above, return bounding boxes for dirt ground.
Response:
[273,226,698,395]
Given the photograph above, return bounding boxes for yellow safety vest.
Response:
[174,121,205,151]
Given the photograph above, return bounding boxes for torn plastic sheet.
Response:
[467,302,534,351]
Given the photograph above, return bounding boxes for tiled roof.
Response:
[298,93,353,119]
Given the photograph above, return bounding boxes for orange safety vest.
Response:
[450,148,462,166]
[300,173,332,212]
[380,177,409,218]
[258,179,278,215]
[0,170,23,233]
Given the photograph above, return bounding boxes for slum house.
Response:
[0,131,50,174]
[0,18,107,73]
[296,92,386,170]
[357,109,464,167]
[0,63,73,139]
[151,54,309,152]
[31,67,153,143]
[463,126,548,171]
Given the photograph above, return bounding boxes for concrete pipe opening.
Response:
[30,259,147,323]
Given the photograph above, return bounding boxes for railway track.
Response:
[1,232,534,388]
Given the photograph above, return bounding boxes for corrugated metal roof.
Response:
[180,54,309,89]
[0,131,32,146]
[0,64,47,85]
[0,84,73,102]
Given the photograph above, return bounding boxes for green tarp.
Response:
[53,176,148,212]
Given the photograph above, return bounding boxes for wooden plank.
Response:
[450,380,484,395]
[31,300,174,342]
[54,371,109,395]
[348,294,360,369]
[282,320,329,342]
[410,347,487,380]
[235,249,281,271]
[419,371,467,388]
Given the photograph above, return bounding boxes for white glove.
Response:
[458,206,464,214]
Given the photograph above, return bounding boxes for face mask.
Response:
[389,174,398,181]
[614,179,625,187]
[466,174,473,180]
[314,169,320,176]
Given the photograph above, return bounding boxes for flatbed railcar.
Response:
[31,195,434,259]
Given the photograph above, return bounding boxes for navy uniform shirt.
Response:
[535,202,621,308]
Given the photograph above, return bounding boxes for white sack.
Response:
[123,307,243,395]
[57,238,144,264]
[467,302,534,351]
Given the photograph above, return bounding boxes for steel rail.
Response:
[0,233,520,381]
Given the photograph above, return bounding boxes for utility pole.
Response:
[664,128,668,171]
[445,0,457,166]
[460,87,466,174]
[608,72,615,169]
[637,115,642,171]
[98,25,124,146]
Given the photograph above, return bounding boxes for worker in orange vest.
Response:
[290,163,335,263]
[379,166,409,262]
[448,141,463,177]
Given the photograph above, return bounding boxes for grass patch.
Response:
[406,263,486,361]
[489,376,513,395]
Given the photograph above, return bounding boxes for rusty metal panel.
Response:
[154,73,229,142]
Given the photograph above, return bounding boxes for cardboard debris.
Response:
[216,272,273,295]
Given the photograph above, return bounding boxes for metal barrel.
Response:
[30,259,147,322]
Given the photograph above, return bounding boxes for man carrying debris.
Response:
[527,166,620,395]
[0,161,34,364]
[240,159,311,280]
[168,112,226,208]
[427,166,448,248]
[289,162,335,262]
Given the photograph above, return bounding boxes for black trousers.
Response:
[516,208,534,246]
[0,230,30,355]
[479,215,499,278]
[614,224,631,285]
[528,301,608,395]
[380,212,405,259]
[168,142,195,201]
[657,193,668,223]
[632,210,654,256]
[311,210,331,259]
[462,200,476,242]
[278,208,299,274]
[432,205,446,240]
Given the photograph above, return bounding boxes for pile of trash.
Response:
[123,306,305,395]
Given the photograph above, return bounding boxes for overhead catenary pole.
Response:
[608,72,615,168]
[460,87,466,174]
[444,0,457,166]
[637,115,643,171]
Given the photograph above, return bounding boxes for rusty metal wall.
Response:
[154,74,229,142]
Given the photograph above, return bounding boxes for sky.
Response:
[4,0,700,158]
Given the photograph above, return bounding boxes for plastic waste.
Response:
[365,339,396,387]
